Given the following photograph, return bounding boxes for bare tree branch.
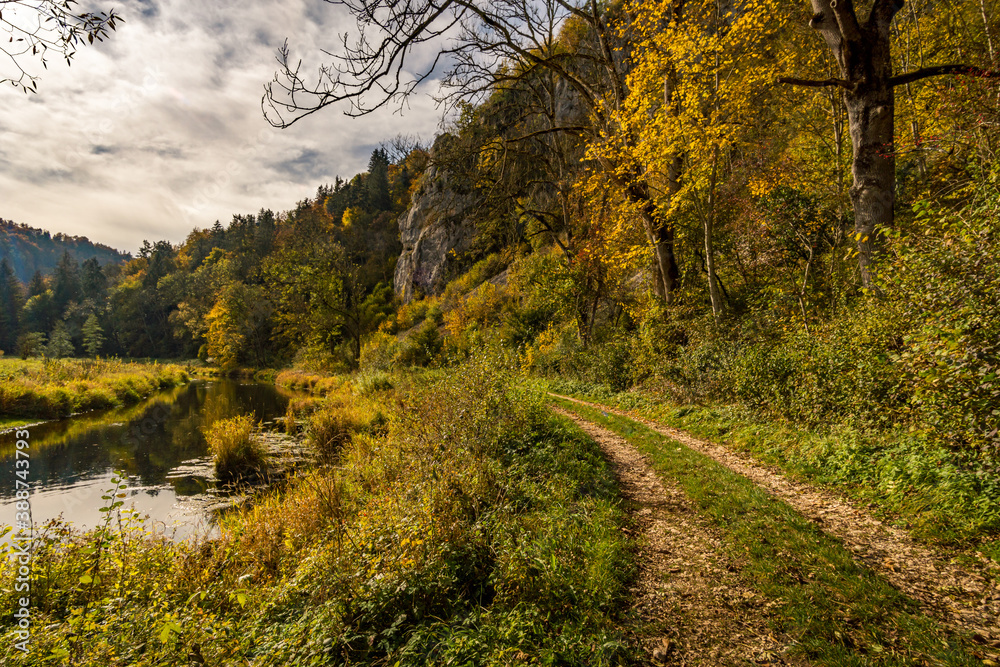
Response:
[776,76,857,90]
[889,63,1000,87]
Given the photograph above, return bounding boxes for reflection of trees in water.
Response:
[0,381,295,499]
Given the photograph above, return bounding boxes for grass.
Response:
[0,355,636,666]
[552,396,982,666]
[544,377,1000,560]
[205,414,267,481]
[0,358,189,419]
[306,397,383,462]
[274,368,351,395]
[0,416,42,432]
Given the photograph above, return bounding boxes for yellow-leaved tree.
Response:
[607,0,801,320]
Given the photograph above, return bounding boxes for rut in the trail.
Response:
[551,393,1000,647]
[553,408,805,666]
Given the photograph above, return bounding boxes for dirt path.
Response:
[553,408,805,666]
[551,393,1000,650]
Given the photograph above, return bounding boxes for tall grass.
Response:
[205,414,266,481]
[0,358,188,419]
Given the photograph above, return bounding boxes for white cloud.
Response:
[0,0,446,253]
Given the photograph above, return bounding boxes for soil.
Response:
[553,408,807,666]
[551,393,1000,660]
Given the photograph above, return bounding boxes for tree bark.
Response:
[806,0,903,288]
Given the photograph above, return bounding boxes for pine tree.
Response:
[81,258,107,302]
[0,258,23,354]
[46,321,76,358]
[27,270,47,298]
[52,251,81,316]
[367,148,391,211]
[82,313,105,357]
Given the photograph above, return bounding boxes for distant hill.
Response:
[0,219,130,283]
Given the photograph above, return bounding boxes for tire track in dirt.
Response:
[551,393,1000,654]
[553,408,805,666]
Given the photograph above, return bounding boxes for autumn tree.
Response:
[779,0,1000,287]
[263,0,683,302]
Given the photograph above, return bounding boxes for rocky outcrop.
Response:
[394,163,479,303]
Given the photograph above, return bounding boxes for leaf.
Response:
[79,574,93,584]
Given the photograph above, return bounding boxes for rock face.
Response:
[394,163,478,303]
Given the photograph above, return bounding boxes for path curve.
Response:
[551,393,1000,647]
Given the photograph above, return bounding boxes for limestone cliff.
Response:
[393,163,479,303]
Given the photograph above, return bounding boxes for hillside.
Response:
[0,219,129,283]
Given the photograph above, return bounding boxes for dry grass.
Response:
[204,414,266,481]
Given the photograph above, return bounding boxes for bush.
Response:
[355,370,393,395]
[359,331,401,372]
[307,401,368,462]
[205,414,266,481]
[885,196,1000,464]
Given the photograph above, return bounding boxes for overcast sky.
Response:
[0,0,445,254]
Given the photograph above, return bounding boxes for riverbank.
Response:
[0,354,634,665]
[0,358,190,419]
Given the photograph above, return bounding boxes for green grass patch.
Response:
[0,358,189,419]
[551,396,981,667]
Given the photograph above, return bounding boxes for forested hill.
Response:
[0,219,129,282]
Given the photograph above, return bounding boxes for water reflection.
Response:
[1,380,298,540]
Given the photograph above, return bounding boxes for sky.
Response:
[0,0,446,254]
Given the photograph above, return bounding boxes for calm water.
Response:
[1,380,298,542]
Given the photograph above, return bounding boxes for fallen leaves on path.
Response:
[554,407,805,666]
[552,394,1000,652]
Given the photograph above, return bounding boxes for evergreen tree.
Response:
[0,257,23,353]
[82,313,105,357]
[46,321,75,358]
[27,270,47,298]
[81,258,107,302]
[17,332,46,359]
[366,148,391,211]
[52,251,82,316]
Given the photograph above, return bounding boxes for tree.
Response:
[1,0,121,93]
[779,0,1000,287]
[618,0,798,321]
[46,320,75,358]
[52,250,81,316]
[82,313,104,357]
[81,257,107,302]
[262,0,682,302]
[366,148,391,211]
[0,257,23,353]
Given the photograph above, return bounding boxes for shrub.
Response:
[355,370,393,395]
[307,402,367,462]
[205,414,266,481]
[359,331,401,372]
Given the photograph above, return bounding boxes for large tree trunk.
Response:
[808,0,902,288]
[842,37,895,288]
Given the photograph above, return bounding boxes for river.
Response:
[0,379,302,543]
